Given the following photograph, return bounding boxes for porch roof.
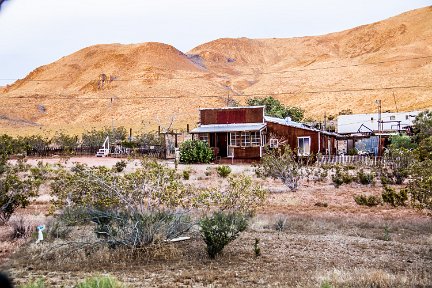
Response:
[190,123,266,133]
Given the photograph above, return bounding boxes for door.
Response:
[217,133,228,157]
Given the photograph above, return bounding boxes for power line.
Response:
[2,84,431,100]
[0,55,431,82]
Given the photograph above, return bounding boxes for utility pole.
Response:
[323,112,327,131]
[375,99,382,132]
[375,99,382,156]
[111,97,114,134]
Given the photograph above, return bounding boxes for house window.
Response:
[251,131,260,146]
[390,116,395,120]
[241,132,250,146]
[298,136,311,156]
[269,138,279,148]
[199,133,209,144]
[230,132,241,146]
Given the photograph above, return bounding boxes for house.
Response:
[190,106,266,160]
[337,111,419,155]
[190,106,342,161]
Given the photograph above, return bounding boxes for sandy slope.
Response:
[1,7,431,135]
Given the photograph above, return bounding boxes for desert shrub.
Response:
[199,211,248,259]
[332,167,355,188]
[347,148,358,155]
[182,169,190,180]
[75,275,125,288]
[81,126,127,148]
[414,135,432,161]
[314,202,328,207]
[405,159,432,210]
[0,160,42,224]
[256,146,302,191]
[357,169,375,185]
[10,218,34,239]
[381,186,408,207]
[47,218,73,240]
[274,216,287,232]
[208,175,267,214]
[354,195,381,207]
[51,131,79,152]
[254,238,261,257]
[216,165,231,178]
[179,140,213,164]
[19,278,47,288]
[113,160,127,173]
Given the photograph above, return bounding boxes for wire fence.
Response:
[22,145,166,159]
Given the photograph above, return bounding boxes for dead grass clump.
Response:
[9,218,35,240]
[317,268,432,288]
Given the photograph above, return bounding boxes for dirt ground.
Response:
[1,157,431,287]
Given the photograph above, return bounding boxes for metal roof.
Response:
[190,123,266,133]
[337,111,419,134]
[199,105,265,111]
[265,116,344,138]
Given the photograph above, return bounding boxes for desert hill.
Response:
[1,6,431,135]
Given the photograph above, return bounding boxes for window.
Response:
[241,132,250,146]
[298,137,311,156]
[231,131,261,147]
[251,131,260,146]
[230,132,241,146]
[269,138,279,148]
[390,116,395,120]
[199,133,209,144]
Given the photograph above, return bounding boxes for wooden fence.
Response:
[317,155,411,168]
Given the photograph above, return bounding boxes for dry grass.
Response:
[1,158,432,287]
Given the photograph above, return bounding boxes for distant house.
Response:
[337,111,419,155]
[190,106,342,161]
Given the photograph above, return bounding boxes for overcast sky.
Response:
[0,0,430,86]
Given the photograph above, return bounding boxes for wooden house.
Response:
[190,106,266,160]
[190,106,342,161]
[265,116,342,156]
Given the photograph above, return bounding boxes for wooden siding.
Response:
[200,107,264,125]
[233,146,261,159]
[267,122,340,155]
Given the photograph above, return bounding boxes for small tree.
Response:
[0,160,42,224]
[255,147,302,191]
[247,96,304,122]
[179,140,213,164]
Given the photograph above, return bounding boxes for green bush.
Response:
[19,278,47,288]
[199,211,248,259]
[332,167,355,188]
[113,160,127,173]
[182,169,190,180]
[382,186,408,207]
[75,275,125,288]
[179,140,213,164]
[357,169,375,185]
[354,195,381,207]
[216,165,232,178]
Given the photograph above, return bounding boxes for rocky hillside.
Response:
[1,6,431,134]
